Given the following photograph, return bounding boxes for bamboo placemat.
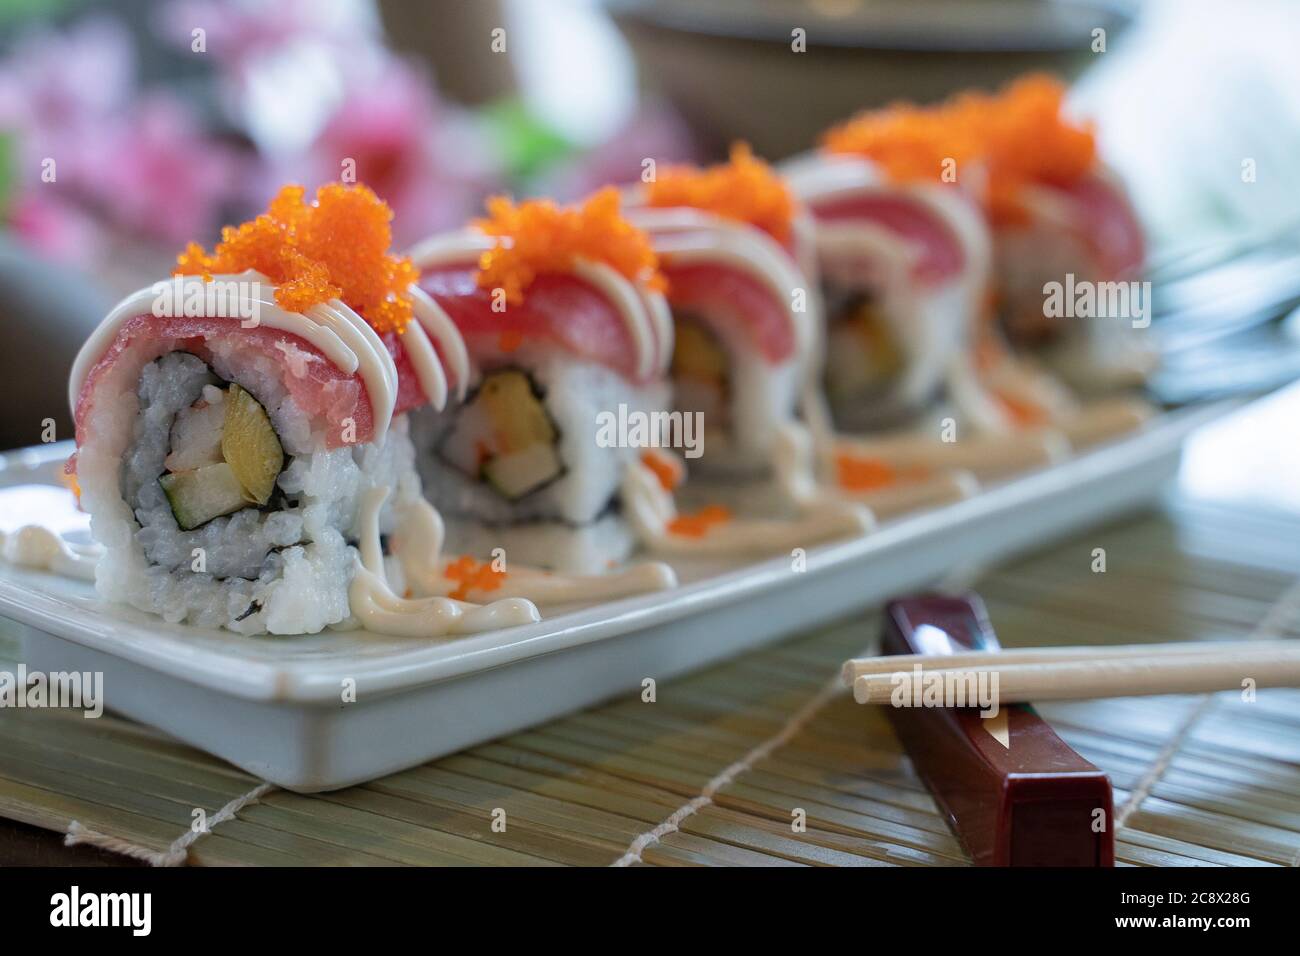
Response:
[1,495,1297,866]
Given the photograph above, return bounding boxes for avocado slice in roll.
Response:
[160,382,284,530]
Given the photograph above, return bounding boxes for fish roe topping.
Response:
[474,187,664,305]
[60,461,82,505]
[641,450,682,492]
[667,504,732,538]
[443,554,507,601]
[964,74,1098,224]
[822,74,1098,224]
[175,183,420,335]
[834,453,930,492]
[822,100,981,184]
[645,143,796,242]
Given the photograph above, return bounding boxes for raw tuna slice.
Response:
[1045,173,1145,279]
[658,260,795,363]
[420,264,649,382]
[810,191,967,284]
[74,314,376,449]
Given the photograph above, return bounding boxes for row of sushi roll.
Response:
[65,73,1156,636]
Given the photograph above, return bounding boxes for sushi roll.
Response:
[783,107,993,432]
[407,189,674,574]
[67,184,536,635]
[962,75,1154,391]
[625,144,820,480]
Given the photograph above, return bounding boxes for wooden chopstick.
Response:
[851,646,1300,705]
[841,639,1294,683]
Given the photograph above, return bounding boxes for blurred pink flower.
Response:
[0,16,248,256]
[88,94,242,245]
[159,0,375,81]
[299,59,499,244]
[0,17,134,190]
[6,194,103,262]
[0,16,132,132]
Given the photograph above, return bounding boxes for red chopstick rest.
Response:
[881,593,1114,866]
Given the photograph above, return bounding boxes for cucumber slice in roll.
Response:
[160,463,249,531]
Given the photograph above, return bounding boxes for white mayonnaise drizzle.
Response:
[780,152,993,298]
[790,208,822,292]
[0,526,100,581]
[770,422,825,509]
[778,152,1010,466]
[407,229,671,380]
[409,285,469,403]
[946,347,1078,434]
[634,283,675,373]
[69,271,461,440]
[779,151,888,198]
[627,207,819,382]
[407,230,496,270]
[382,490,676,606]
[350,486,540,636]
[621,455,872,557]
[463,561,676,605]
[769,420,977,521]
[71,272,397,436]
[569,259,659,381]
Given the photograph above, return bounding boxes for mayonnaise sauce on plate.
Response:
[384,493,677,606]
[0,525,100,581]
[349,486,540,636]
[622,445,873,558]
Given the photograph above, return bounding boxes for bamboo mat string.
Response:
[1113,696,1216,830]
[1115,576,1300,831]
[64,781,277,866]
[610,670,852,866]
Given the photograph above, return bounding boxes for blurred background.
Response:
[2,0,1299,456]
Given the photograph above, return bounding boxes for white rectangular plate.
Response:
[0,405,1220,791]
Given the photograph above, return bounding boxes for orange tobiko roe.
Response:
[640,451,681,492]
[645,142,796,243]
[834,454,931,493]
[834,454,898,492]
[961,74,1098,225]
[175,183,420,335]
[474,187,664,305]
[443,554,507,601]
[59,465,82,505]
[667,504,732,538]
[821,74,1098,225]
[822,100,982,185]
